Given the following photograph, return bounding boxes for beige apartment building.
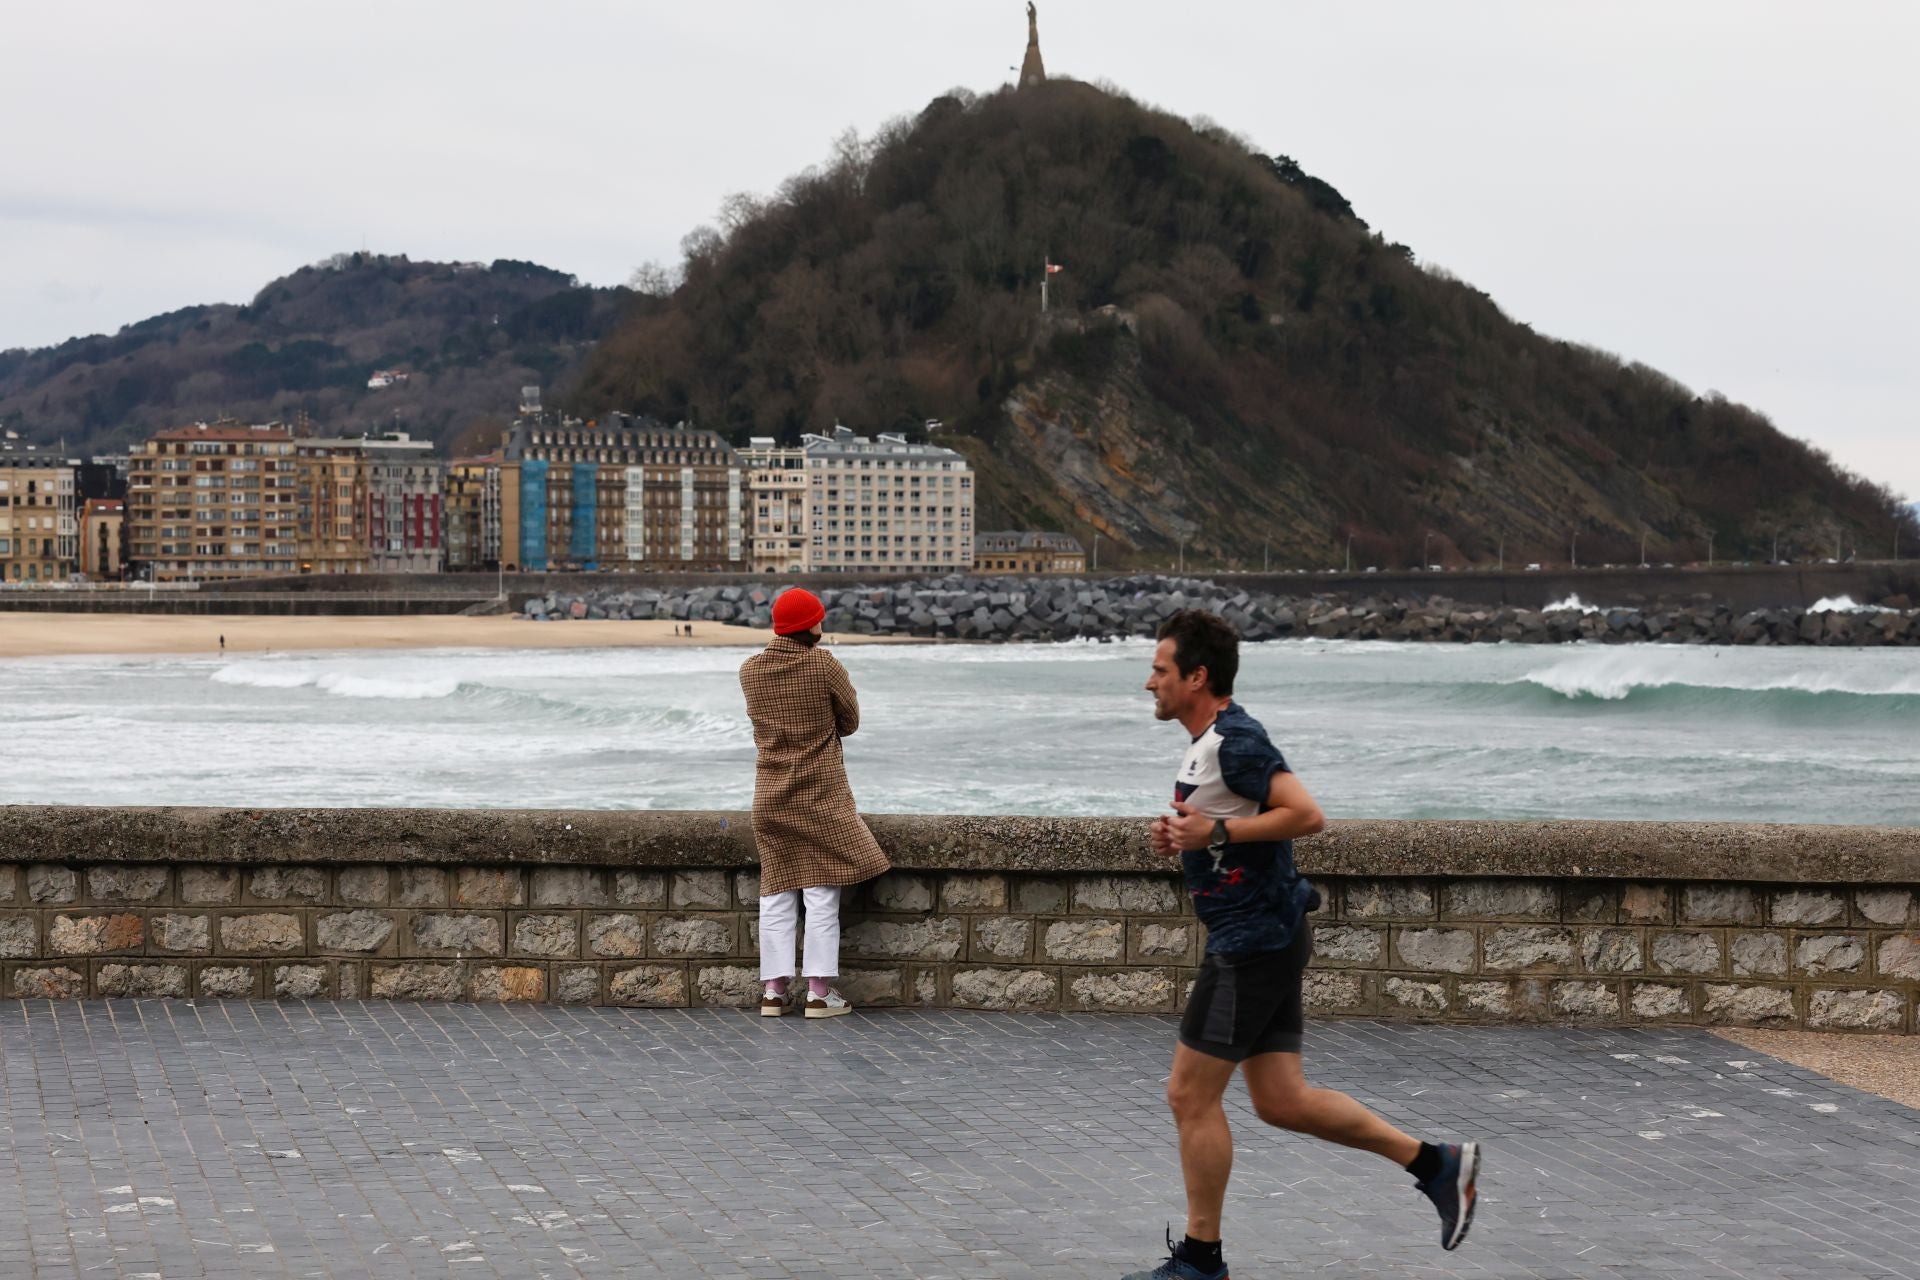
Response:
[445,456,502,572]
[78,498,126,581]
[294,438,371,575]
[128,423,299,581]
[801,426,972,573]
[740,438,809,574]
[975,530,1087,575]
[0,440,79,584]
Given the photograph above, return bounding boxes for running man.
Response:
[1123,610,1479,1280]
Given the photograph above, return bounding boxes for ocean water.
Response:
[2,639,1916,824]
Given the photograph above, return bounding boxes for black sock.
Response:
[1407,1141,1443,1183]
[1181,1236,1223,1273]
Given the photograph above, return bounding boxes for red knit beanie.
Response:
[771,588,826,636]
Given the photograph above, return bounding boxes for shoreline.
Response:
[0,613,922,660]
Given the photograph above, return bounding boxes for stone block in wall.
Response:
[1770,889,1845,927]
[609,964,687,1006]
[27,865,77,905]
[11,966,84,998]
[220,913,305,955]
[396,867,448,907]
[532,867,608,908]
[554,966,600,1004]
[694,965,760,1007]
[0,866,13,903]
[913,970,940,1006]
[1383,976,1448,1013]
[1043,919,1124,963]
[1856,889,1916,927]
[1133,921,1193,963]
[668,870,729,911]
[1442,879,1558,921]
[971,916,1031,961]
[1343,879,1436,920]
[273,965,328,998]
[1549,980,1619,1020]
[179,866,239,905]
[247,867,326,905]
[455,868,524,908]
[1701,983,1796,1026]
[868,873,933,913]
[1393,927,1476,973]
[837,967,906,1006]
[1629,983,1692,1021]
[512,914,580,958]
[97,963,188,998]
[338,867,390,905]
[1482,926,1574,971]
[1650,931,1722,975]
[1579,929,1643,974]
[87,866,170,903]
[1458,980,1512,1017]
[0,915,37,959]
[198,965,255,999]
[950,967,1058,1010]
[1731,933,1788,977]
[586,914,648,958]
[1563,884,1617,923]
[1012,877,1069,915]
[1681,885,1762,926]
[1808,988,1905,1031]
[651,916,734,957]
[370,963,463,1000]
[1312,925,1383,967]
[339,964,363,998]
[942,874,1008,912]
[734,871,760,903]
[1302,970,1367,1013]
[1794,934,1865,978]
[843,918,961,961]
[1073,876,1180,915]
[1877,935,1920,981]
[316,911,396,955]
[614,871,666,907]
[410,913,502,955]
[151,914,211,954]
[1068,969,1175,1012]
[49,913,144,956]
[1618,884,1672,924]
[470,966,545,1001]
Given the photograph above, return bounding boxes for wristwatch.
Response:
[1207,819,1231,853]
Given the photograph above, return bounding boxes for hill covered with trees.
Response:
[0,254,629,457]
[574,78,1916,569]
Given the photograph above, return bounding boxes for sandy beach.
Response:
[0,612,918,659]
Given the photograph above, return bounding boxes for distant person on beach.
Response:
[1123,609,1480,1280]
[218,634,225,652]
[738,587,889,1019]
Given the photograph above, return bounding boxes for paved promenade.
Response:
[1,1002,1916,1279]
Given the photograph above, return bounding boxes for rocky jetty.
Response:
[517,575,1919,646]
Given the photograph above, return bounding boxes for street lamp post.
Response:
[1178,539,1186,574]
[1344,534,1353,574]
[1706,533,1715,567]
[1497,537,1504,572]
[1422,531,1433,570]
[1640,530,1648,568]
[1570,531,1578,570]
[1092,532,1100,572]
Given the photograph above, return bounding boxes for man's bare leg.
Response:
[1241,1051,1420,1164]
[1166,1044,1241,1241]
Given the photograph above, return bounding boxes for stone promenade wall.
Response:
[0,808,1915,1033]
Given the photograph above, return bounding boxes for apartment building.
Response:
[127,423,299,581]
[294,438,370,575]
[974,530,1087,575]
[740,438,808,574]
[499,412,743,571]
[445,456,502,572]
[363,435,444,573]
[801,426,972,573]
[78,498,126,581]
[0,440,79,584]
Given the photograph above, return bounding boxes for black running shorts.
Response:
[1178,921,1313,1063]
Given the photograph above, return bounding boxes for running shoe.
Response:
[1120,1227,1228,1280]
[1416,1140,1481,1250]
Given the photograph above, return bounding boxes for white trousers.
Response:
[758,886,842,981]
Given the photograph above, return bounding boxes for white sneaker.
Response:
[759,987,792,1017]
[803,988,853,1019]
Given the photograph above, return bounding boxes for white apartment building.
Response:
[740,437,809,574]
[801,426,972,573]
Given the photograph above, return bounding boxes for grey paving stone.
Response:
[0,1002,1915,1278]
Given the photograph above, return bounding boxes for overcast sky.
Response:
[6,1,1916,496]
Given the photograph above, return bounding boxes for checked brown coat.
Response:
[738,636,891,896]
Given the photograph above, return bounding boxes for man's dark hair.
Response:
[1157,609,1239,696]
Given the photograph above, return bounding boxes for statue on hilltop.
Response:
[1019,2,1047,87]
